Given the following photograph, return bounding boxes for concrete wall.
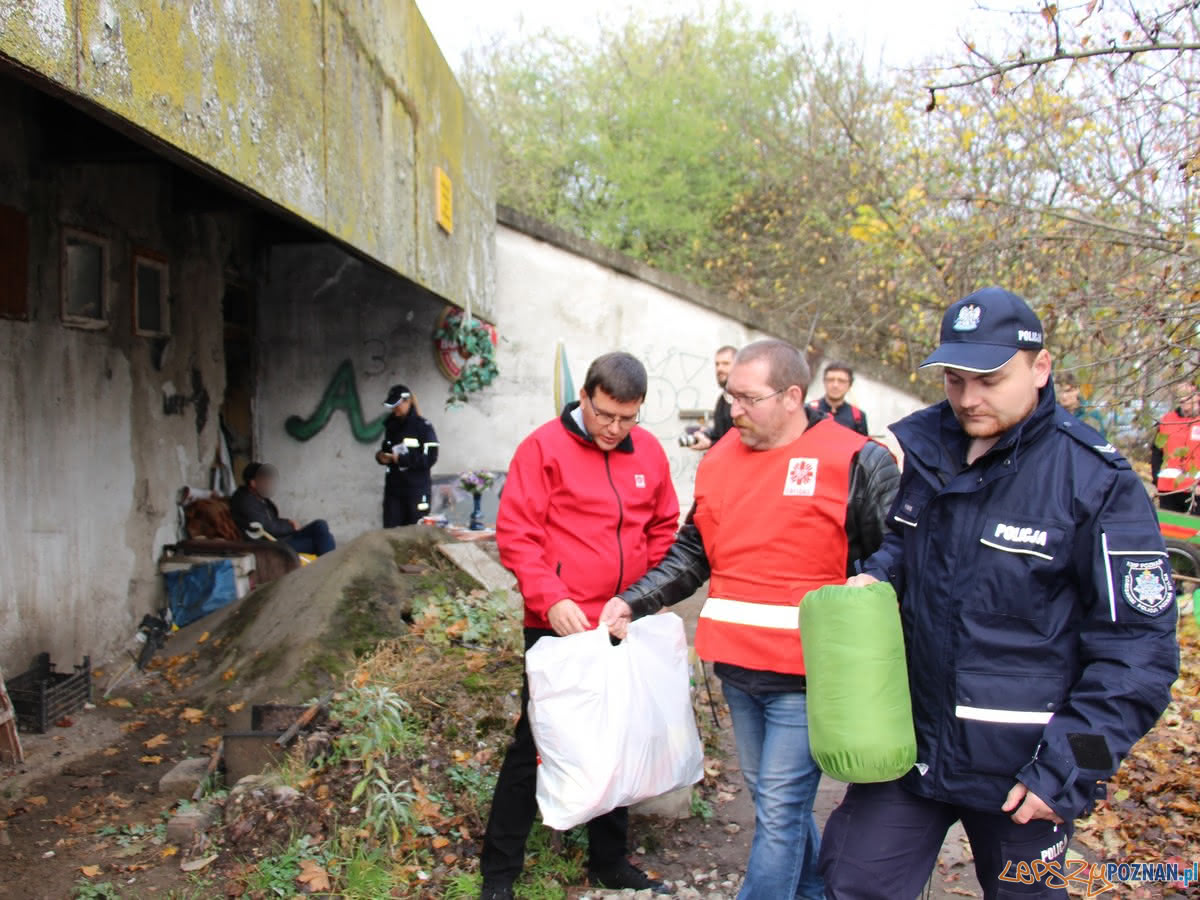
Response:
[256,219,927,540]
[0,80,242,672]
[0,0,495,318]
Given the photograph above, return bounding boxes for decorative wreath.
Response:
[433,308,499,405]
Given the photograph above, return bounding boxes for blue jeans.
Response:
[284,519,336,556]
[722,681,824,900]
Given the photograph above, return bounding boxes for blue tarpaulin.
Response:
[164,559,238,628]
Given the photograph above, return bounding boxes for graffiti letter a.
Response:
[285,360,389,443]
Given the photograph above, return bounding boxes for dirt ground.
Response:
[0,539,1133,900]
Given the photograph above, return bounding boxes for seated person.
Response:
[230,463,336,556]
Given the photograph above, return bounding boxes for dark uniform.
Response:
[807,396,869,436]
[379,413,439,527]
[819,288,1178,900]
[704,393,734,444]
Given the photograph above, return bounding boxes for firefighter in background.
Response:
[1152,381,1200,514]
[376,384,439,526]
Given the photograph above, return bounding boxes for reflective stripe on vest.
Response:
[691,418,871,675]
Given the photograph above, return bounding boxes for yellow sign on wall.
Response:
[435,166,453,234]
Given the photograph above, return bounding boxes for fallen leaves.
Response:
[1076,619,1200,865]
[161,846,178,858]
[121,720,147,733]
[227,701,246,714]
[142,733,169,749]
[221,668,236,682]
[296,859,331,891]
[138,755,164,765]
[196,631,210,644]
[79,865,101,878]
[107,698,133,709]
[180,853,218,873]
[179,708,206,724]
[26,796,47,807]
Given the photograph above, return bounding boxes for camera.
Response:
[678,426,704,448]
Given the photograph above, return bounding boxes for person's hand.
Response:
[690,432,713,451]
[547,599,590,636]
[1002,783,1064,825]
[599,597,633,640]
[289,519,300,530]
[846,573,880,587]
[394,443,409,456]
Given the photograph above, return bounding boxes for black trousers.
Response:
[479,628,629,884]
[819,779,1075,900]
[383,476,431,528]
[1159,490,1195,514]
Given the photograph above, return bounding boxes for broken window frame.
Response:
[60,227,109,329]
[132,250,170,338]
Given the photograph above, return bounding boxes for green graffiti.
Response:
[285,360,389,443]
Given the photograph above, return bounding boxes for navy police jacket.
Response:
[864,383,1178,821]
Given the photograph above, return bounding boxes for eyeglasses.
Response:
[587,396,641,428]
[724,388,785,408]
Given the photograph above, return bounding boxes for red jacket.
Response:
[498,403,680,630]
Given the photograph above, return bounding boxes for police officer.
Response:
[819,287,1179,899]
[376,385,439,527]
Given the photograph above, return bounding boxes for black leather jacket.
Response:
[620,424,900,621]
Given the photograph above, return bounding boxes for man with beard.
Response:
[601,339,899,899]
[818,287,1178,899]
[687,345,737,450]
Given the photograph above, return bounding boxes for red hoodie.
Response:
[498,403,680,630]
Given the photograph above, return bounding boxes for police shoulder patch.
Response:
[1057,417,1129,468]
[1121,558,1174,616]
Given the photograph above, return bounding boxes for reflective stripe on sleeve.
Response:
[1101,532,1117,623]
[954,705,1053,725]
[699,597,799,631]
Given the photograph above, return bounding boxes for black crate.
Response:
[5,653,92,733]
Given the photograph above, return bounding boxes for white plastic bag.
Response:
[526,612,704,831]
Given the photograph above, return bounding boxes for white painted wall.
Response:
[257,225,927,542]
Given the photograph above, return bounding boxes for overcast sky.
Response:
[416,0,1029,73]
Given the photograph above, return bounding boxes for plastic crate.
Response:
[5,653,92,733]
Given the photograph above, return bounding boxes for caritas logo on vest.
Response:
[784,458,819,497]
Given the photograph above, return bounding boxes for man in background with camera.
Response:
[684,344,737,450]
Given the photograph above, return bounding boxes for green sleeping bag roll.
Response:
[800,581,916,783]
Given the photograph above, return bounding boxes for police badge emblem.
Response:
[1122,559,1173,616]
[953,304,982,332]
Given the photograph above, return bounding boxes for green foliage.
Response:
[244,834,312,896]
[338,844,397,899]
[690,790,715,822]
[466,1,1200,441]
[434,313,500,406]
[72,881,120,900]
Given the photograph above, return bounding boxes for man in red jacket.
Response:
[478,352,680,900]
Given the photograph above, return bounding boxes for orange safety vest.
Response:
[1156,411,1200,494]
[692,418,869,675]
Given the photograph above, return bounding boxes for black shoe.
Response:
[588,859,670,894]
[479,880,514,900]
